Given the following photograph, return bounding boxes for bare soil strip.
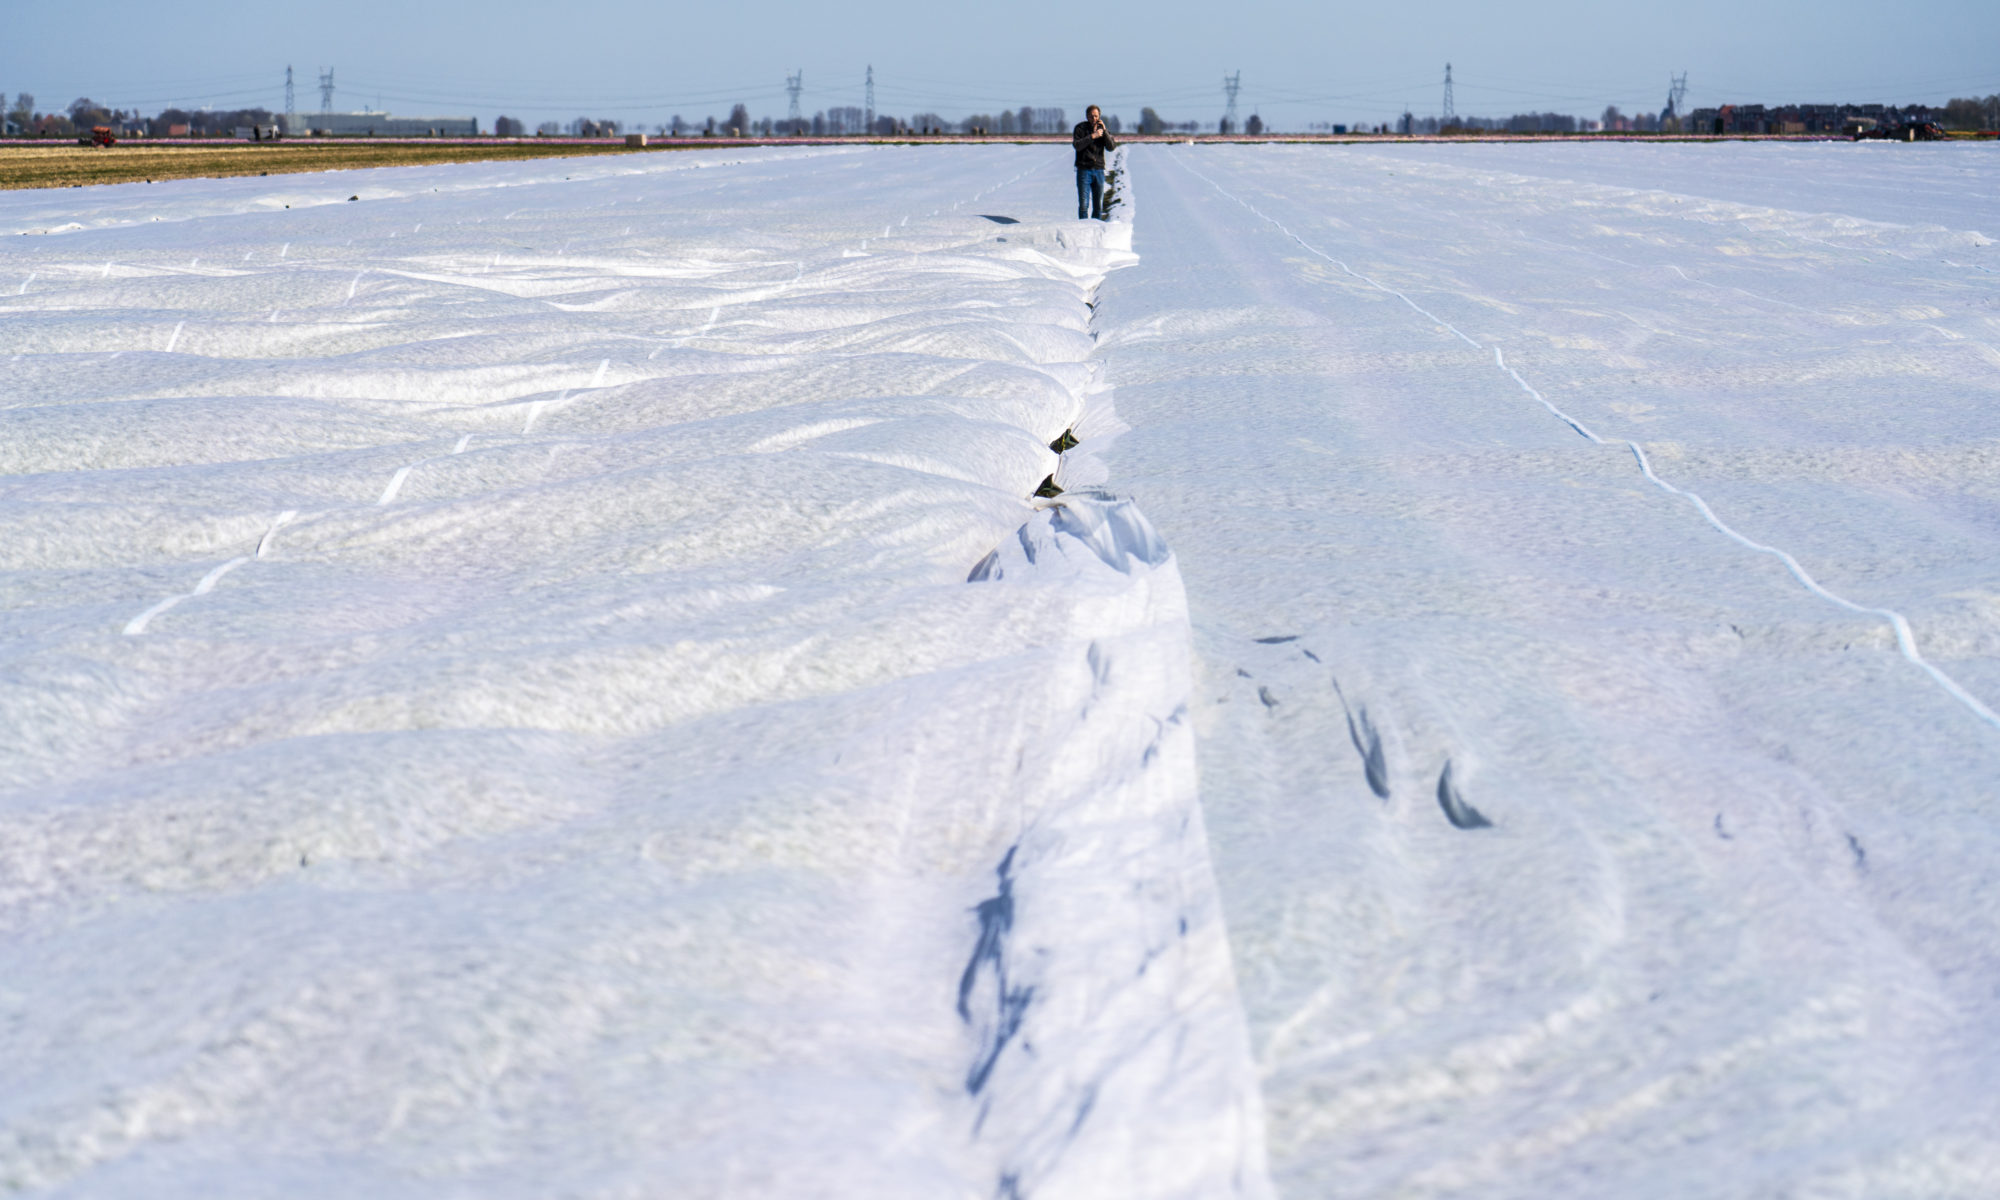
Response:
[0,142,698,191]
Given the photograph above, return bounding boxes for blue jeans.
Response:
[1076,168,1105,220]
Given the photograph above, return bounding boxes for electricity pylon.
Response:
[317,67,334,113]
[864,65,875,134]
[786,70,803,132]
[1222,70,1241,133]
[284,65,295,130]
[1442,63,1455,120]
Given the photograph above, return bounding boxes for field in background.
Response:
[6,129,1942,191]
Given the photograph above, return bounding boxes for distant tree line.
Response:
[1137,109,1206,134]
[1415,112,1580,134]
[707,103,1110,138]
[0,94,286,138]
[1598,106,1666,133]
[1942,95,2000,129]
[0,90,1142,143]
[958,108,1075,135]
[4,94,154,137]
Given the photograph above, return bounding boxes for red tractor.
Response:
[87,125,116,147]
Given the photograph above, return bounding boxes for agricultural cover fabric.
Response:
[0,146,1269,1198]
[1094,141,2000,1198]
[10,134,2000,1200]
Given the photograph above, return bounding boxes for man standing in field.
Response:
[1073,106,1116,220]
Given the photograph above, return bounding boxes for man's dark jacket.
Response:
[1073,121,1117,170]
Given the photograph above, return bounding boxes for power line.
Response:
[337,77,786,112]
[112,84,281,106]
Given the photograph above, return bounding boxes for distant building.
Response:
[285,111,477,136]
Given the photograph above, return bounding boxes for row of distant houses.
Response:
[1686,103,1939,135]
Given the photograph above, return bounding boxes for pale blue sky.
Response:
[6,0,1996,131]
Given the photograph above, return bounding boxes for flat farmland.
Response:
[1,133,1883,191]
